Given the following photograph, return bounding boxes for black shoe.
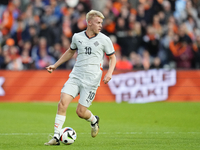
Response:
[91,116,100,137]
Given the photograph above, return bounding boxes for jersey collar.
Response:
[84,31,98,39]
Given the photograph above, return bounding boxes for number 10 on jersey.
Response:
[85,47,92,55]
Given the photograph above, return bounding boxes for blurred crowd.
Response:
[0,0,200,70]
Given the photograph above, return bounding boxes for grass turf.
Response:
[0,102,200,150]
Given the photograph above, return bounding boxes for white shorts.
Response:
[61,77,98,107]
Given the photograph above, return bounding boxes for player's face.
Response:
[90,16,103,34]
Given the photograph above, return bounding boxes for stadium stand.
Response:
[0,0,200,70]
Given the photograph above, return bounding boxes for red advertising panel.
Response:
[0,69,200,102]
[0,70,114,102]
[168,70,200,101]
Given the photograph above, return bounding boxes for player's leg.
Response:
[76,86,99,137]
[44,93,73,146]
[54,93,74,139]
[45,78,79,146]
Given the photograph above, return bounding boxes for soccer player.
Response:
[44,10,116,145]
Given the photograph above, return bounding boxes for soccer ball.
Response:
[60,127,77,145]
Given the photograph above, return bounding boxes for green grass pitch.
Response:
[0,102,200,150]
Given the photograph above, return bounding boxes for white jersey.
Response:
[69,31,115,87]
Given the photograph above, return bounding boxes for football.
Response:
[60,127,77,145]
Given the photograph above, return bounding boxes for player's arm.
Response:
[103,53,116,84]
[46,48,76,73]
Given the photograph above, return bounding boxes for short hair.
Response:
[86,10,104,24]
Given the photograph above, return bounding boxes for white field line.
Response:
[0,132,200,136]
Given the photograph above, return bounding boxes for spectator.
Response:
[35,48,56,69]
[184,15,197,40]
[6,46,24,70]
[23,3,38,26]
[102,0,116,35]
[169,28,194,69]
[31,37,52,62]
[129,51,144,70]
[27,25,39,46]
[174,0,187,24]
[61,36,71,52]
[136,4,148,29]
[150,57,162,69]
[20,41,33,69]
[71,2,89,33]
[39,6,58,46]
[11,16,30,48]
[1,45,11,68]
[62,15,73,38]
[125,22,143,56]
[128,13,136,31]
[49,0,63,21]
[180,0,200,28]
[52,42,63,60]
[152,14,163,36]
[115,17,128,56]
[0,46,5,69]
[0,2,15,36]
[142,50,151,70]
[162,0,173,24]
[193,34,200,68]
[142,25,160,57]
[159,28,175,66]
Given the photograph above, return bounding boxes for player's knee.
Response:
[58,99,68,111]
[76,108,85,118]
[58,93,72,110]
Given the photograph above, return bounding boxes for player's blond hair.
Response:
[86,10,104,24]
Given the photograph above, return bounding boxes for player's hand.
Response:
[46,65,56,73]
[103,73,112,84]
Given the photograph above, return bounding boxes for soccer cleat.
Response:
[91,116,100,138]
[44,136,60,146]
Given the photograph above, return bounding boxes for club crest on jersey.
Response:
[94,41,99,46]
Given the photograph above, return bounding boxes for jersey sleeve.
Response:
[104,37,115,56]
[70,34,77,50]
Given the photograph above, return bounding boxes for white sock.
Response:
[54,114,66,139]
[87,114,97,124]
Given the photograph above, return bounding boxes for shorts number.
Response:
[87,91,95,100]
[85,47,92,55]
